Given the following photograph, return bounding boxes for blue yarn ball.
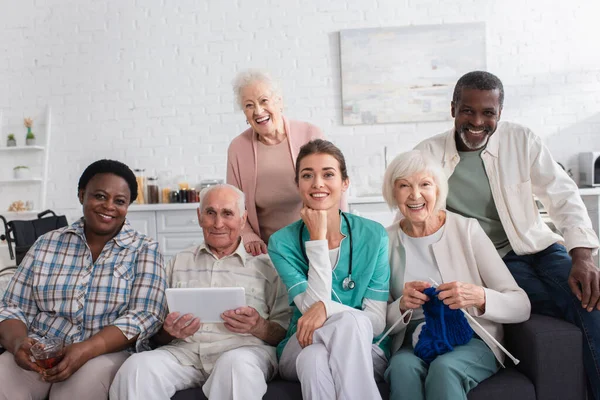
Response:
[414,287,474,364]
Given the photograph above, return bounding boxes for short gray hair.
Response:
[382,150,448,212]
[232,69,282,109]
[453,71,504,108]
[198,184,246,216]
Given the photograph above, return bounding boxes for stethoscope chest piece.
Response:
[343,275,355,291]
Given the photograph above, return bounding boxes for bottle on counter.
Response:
[147,176,159,204]
[177,175,190,191]
[134,169,146,204]
[187,188,197,203]
[162,186,172,204]
[158,170,173,204]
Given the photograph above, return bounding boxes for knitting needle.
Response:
[375,309,412,346]
[429,278,520,366]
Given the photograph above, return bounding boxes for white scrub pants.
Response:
[109,346,275,400]
[279,311,387,400]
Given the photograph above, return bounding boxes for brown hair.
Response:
[295,139,349,184]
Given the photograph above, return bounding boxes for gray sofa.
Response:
[172,314,587,400]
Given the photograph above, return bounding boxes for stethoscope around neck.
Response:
[298,211,355,291]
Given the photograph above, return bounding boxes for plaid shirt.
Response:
[0,218,167,351]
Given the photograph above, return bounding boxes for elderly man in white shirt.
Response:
[416,70,600,399]
[110,184,291,400]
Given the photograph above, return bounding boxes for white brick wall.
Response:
[1,0,600,219]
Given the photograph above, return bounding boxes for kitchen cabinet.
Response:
[126,204,202,260]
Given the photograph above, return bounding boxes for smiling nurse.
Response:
[268,139,390,400]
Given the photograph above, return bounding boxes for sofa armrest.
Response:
[504,314,586,400]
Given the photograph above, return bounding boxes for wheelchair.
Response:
[0,209,68,270]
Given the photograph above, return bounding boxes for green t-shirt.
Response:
[446,150,512,257]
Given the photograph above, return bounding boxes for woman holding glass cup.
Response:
[0,159,167,400]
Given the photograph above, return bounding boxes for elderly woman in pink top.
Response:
[227,69,345,256]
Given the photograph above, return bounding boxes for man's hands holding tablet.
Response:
[163,312,202,339]
[164,287,257,339]
[163,306,264,340]
[221,306,266,335]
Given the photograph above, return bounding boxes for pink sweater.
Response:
[227,117,346,245]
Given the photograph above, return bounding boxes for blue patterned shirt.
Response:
[0,218,167,351]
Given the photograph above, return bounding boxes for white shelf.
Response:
[0,146,44,152]
[0,106,51,212]
[0,178,43,184]
[0,210,42,217]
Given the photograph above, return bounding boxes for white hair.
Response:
[198,184,246,217]
[231,69,282,109]
[382,150,448,212]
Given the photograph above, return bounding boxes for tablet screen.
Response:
[166,287,246,323]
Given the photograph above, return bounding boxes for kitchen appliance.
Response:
[579,152,600,187]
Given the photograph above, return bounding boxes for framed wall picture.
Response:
[340,22,486,125]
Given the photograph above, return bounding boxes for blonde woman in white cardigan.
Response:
[381,150,531,400]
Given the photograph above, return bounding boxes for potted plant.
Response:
[13,166,31,180]
[24,117,35,146]
[26,131,36,146]
[7,134,16,147]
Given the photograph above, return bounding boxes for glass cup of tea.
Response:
[30,337,64,369]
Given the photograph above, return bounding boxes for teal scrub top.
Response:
[268,212,391,359]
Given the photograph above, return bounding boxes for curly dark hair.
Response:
[295,139,349,184]
[77,159,138,203]
[453,71,504,108]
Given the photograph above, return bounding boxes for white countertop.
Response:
[579,187,600,196]
[348,196,386,204]
[127,187,600,213]
[127,203,200,212]
[127,196,387,212]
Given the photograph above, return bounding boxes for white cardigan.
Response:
[386,211,531,364]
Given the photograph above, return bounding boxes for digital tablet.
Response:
[166,287,246,323]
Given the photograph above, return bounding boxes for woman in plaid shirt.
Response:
[0,159,167,400]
